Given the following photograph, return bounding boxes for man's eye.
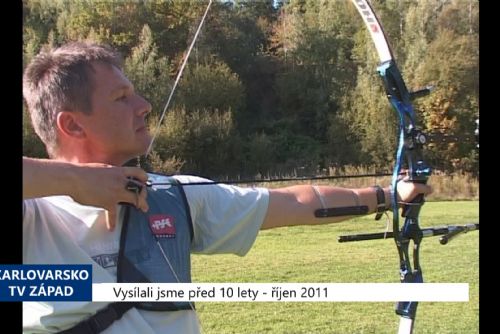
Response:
[116,95,127,101]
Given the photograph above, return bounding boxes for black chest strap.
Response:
[57,302,136,334]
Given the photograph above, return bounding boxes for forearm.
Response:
[262,184,390,229]
[23,157,79,199]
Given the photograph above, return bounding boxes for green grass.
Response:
[191,201,479,334]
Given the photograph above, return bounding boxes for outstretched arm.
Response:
[23,157,149,230]
[262,182,430,229]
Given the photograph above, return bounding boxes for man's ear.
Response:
[56,111,86,139]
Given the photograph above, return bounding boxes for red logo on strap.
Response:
[148,215,176,238]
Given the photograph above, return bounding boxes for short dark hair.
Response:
[23,41,123,156]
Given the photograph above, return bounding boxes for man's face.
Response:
[77,62,152,164]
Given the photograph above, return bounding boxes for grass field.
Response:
[191,201,479,334]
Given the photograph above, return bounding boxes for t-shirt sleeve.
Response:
[173,175,269,256]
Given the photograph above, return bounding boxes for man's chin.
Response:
[138,139,153,156]
[134,133,152,150]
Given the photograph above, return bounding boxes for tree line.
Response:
[23,0,479,179]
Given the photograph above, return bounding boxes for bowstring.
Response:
[145,0,213,157]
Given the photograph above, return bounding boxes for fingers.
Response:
[107,183,148,232]
[123,177,149,212]
[105,209,116,231]
[399,179,432,195]
[398,170,432,196]
[125,178,143,192]
[124,167,149,183]
[107,185,148,232]
[123,167,150,212]
[416,183,432,196]
[68,163,150,231]
[137,186,149,212]
[395,179,433,204]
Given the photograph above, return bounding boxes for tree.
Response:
[124,25,172,121]
[406,1,479,172]
[176,61,244,113]
[151,107,243,177]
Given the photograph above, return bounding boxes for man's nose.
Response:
[136,95,152,116]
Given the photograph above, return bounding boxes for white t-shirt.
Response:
[23,175,269,334]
